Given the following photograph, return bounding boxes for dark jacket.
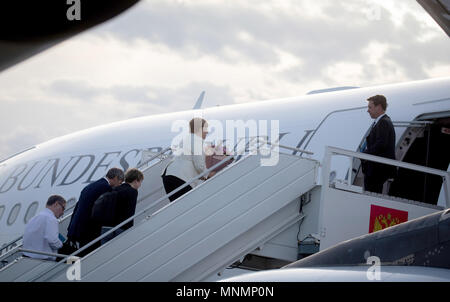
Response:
[113,182,138,231]
[362,114,396,179]
[67,178,112,242]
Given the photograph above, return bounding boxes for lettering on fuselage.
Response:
[0,129,315,196]
[0,148,151,194]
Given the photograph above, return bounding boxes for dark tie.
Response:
[360,121,376,152]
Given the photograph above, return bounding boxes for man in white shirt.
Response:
[23,195,66,260]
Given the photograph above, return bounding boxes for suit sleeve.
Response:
[364,119,391,156]
[122,189,138,230]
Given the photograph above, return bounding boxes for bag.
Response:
[91,191,118,226]
[57,239,79,257]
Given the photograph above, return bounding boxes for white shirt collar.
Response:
[374,113,386,125]
[44,207,57,219]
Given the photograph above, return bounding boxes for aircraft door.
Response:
[389,116,450,206]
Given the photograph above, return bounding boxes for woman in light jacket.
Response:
[162,118,214,202]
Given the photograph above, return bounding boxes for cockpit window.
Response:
[24,202,39,224]
[7,203,21,226]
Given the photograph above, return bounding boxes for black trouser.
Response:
[364,175,387,194]
[162,175,193,202]
[100,226,125,245]
[77,237,101,257]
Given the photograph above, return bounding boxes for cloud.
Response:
[0,79,234,159]
[48,79,233,108]
[98,1,281,64]
[49,79,103,100]
[0,0,449,160]
[97,0,449,85]
[0,127,45,162]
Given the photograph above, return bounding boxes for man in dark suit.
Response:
[100,168,144,245]
[361,95,396,194]
[66,167,124,255]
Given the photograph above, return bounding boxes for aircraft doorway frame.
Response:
[352,111,450,207]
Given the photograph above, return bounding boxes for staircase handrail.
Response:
[0,148,173,262]
[0,203,77,262]
[322,146,450,208]
[29,142,313,281]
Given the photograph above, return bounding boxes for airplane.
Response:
[0,0,140,72]
[0,76,448,271]
[0,1,449,281]
[417,0,450,37]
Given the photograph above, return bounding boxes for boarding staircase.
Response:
[0,148,173,276]
[0,144,319,281]
[0,203,76,269]
[2,143,448,282]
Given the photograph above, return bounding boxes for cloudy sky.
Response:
[0,0,449,160]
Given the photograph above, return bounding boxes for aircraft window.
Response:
[24,201,39,224]
[0,206,5,222]
[7,203,21,226]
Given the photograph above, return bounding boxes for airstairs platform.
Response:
[0,257,59,282]
[0,149,319,281]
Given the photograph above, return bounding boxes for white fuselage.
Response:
[1,77,449,247]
